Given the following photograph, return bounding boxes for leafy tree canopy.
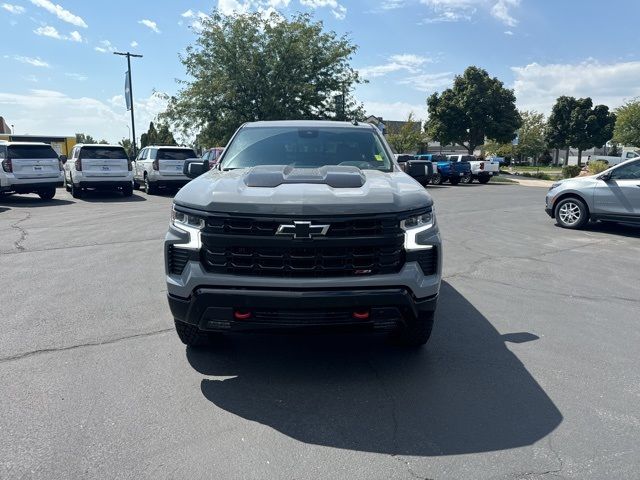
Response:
[613,98,640,147]
[425,66,521,154]
[386,113,424,153]
[140,121,177,148]
[160,11,364,147]
[517,110,546,160]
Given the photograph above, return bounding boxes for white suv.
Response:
[132,146,198,195]
[63,144,133,198]
[0,141,64,200]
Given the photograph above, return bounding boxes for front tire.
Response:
[122,183,133,197]
[144,175,158,195]
[555,197,588,229]
[71,181,82,199]
[431,173,443,185]
[174,320,221,347]
[38,187,56,200]
[461,174,473,184]
[393,311,435,347]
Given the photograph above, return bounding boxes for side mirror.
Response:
[598,172,611,181]
[59,154,67,164]
[184,160,205,178]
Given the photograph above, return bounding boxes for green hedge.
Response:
[562,165,582,178]
[588,161,609,175]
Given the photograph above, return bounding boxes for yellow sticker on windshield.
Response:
[374,154,383,162]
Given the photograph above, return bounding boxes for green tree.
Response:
[140,122,158,148]
[517,110,546,162]
[156,122,177,145]
[119,138,134,159]
[546,96,616,166]
[160,11,364,146]
[386,113,424,153]
[613,98,640,147]
[482,139,514,158]
[425,66,521,154]
[75,133,98,144]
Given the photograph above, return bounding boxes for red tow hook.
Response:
[234,310,252,320]
[352,310,370,320]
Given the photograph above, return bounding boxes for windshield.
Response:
[157,149,197,160]
[221,127,393,172]
[79,146,128,160]
[8,145,58,159]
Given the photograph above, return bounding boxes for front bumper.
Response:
[169,287,438,332]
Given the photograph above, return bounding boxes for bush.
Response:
[588,160,609,175]
[562,165,582,178]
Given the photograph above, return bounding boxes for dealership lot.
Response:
[1,185,639,479]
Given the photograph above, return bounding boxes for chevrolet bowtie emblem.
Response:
[276,221,330,239]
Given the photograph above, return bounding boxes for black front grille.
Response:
[252,310,354,325]
[168,246,191,275]
[200,213,406,277]
[206,216,399,237]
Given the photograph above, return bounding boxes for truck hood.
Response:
[174,166,433,215]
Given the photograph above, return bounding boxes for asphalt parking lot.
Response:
[1,183,639,479]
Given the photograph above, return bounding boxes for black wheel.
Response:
[133,180,140,190]
[174,320,221,347]
[431,172,443,185]
[144,175,158,195]
[555,197,588,229]
[71,181,82,199]
[449,177,461,185]
[392,311,435,347]
[122,183,133,197]
[38,187,56,200]
[64,174,71,192]
[461,174,473,184]
[478,176,490,184]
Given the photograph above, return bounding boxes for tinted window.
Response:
[8,145,57,159]
[396,155,415,162]
[431,155,449,162]
[221,127,393,171]
[157,148,196,160]
[79,146,128,160]
[611,160,640,180]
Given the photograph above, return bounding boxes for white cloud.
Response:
[379,0,404,10]
[299,0,346,19]
[130,40,138,47]
[138,18,160,33]
[504,30,513,35]
[420,0,519,26]
[512,60,640,114]
[359,54,432,78]
[218,0,251,15]
[29,0,87,28]
[6,55,50,67]
[181,9,194,18]
[0,89,168,143]
[33,25,82,42]
[179,9,211,31]
[491,0,519,27]
[94,39,116,54]
[399,71,453,92]
[2,3,25,14]
[363,100,427,122]
[65,72,87,81]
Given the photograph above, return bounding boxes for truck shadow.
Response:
[0,194,74,207]
[186,282,562,456]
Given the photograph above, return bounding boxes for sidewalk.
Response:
[500,174,555,188]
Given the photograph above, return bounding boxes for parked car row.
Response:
[395,153,500,186]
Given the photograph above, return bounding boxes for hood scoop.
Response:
[243,165,366,188]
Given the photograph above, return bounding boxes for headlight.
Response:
[549,182,562,191]
[401,211,434,230]
[402,210,435,251]
[171,205,204,250]
[171,205,205,229]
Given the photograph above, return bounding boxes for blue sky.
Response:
[2,0,640,143]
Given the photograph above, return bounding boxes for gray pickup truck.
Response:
[165,120,442,348]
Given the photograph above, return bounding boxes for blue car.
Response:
[415,154,472,185]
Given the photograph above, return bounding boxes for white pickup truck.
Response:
[448,154,499,184]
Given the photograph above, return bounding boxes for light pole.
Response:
[114,51,143,157]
